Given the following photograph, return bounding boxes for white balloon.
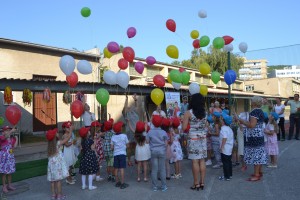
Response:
[172,82,181,90]
[77,60,92,75]
[189,83,200,95]
[59,55,75,76]
[116,71,129,89]
[198,10,207,18]
[103,70,117,85]
[223,44,234,52]
[239,42,248,53]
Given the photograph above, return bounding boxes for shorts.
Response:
[106,156,114,167]
[113,155,126,169]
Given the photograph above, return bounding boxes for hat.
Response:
[172,118,181,128]
[221,113,232,126]
[152,115,162,127]
[113,122,124,133]
[104,120,113,131]
[2,126,12,132]
[270,112,279,121]
[91,121,101,127]
[263,112,268,120]
[63,121,72,128]
[79,127,90,138]
[222,109,229,115]
[207,115,213,123]
[213,111,221,118]
[46,128,57,141]
[162,118,171,127]
[136,121,145,133]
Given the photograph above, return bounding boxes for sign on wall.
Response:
[165,92,181,118]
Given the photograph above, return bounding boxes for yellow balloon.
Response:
[199,63,210,75]
[104,47,113,58]
[167,74,172,83]
[166,45,179,59]
[151,88,164,105]
[190,30,199,39]
[200,85,208,96]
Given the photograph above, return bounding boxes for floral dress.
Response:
[170,133,183,163]
[0,136,16,174]
[79,138,99,175]
[264,123,279,155]
[187,109,207,160]
[95,133,104,165]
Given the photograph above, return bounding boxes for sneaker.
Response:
[218,176,230,181]
[171,174,179,179]
[177,173,182,178]
[212,164,221,169]
[120,183,129,189]
[161,186,168,192]
[153,187,158,192]
[82,186,87,190]
[205,160,212,166]
[96,176,104,182]
[88,186,97,190]
[115,182,121,187]
[66,179,75,185]
[111,176,116,182]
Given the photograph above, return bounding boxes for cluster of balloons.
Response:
[103,70,129,89]
[167,68,191,90]
[188,83,208,96]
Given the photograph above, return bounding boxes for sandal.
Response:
[190,184,201,191]
[51,194,57,200]
[56,194,66,200]
[137,178,141,182]
[247,176,260,182]
[144,178,148,182]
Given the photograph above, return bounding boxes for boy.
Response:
[111,121,129,189]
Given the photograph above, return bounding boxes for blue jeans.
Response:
[151,151,166,188]
[288,114,300,139]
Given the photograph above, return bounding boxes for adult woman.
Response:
[238,96,267,181]
[182,93,207,190]
[274,97,285,141]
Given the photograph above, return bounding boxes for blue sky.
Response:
[1,0,299,65]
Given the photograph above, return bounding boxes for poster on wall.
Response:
[165,92,181,118]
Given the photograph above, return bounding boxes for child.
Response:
[211,112,222,169]
[230,119,239,166]
[264,112,279,168]
[46,128,70,200]
[218,113,234,181]
[111,121,129,189]
[146,115,168,192]
[170,117,183,179]
[103,119,115,182]
[0,126,18,194]
[79,127,99,190]
[135,121,151,182]
[161,118,172,180]
[205,115,213,166]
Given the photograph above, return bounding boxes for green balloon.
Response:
[0,117,4,126]
[169,70,182,83]
[211,71,221,84]
[199,36,210,47]
[96,88,109,106]
[81,7,91,18]
[213,37,225,49]
[181,71,190,85]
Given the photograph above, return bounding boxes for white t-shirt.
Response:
[152,110,166,118]
[274,104,285,118]
[82,111,96,126]
[111,133,129,156]
[219,126,234,156]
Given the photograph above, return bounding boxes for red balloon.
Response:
[222,35,234,45]
[166,19,176,32]
[5,105,21,125]
[179,67,185,72]
[66,72,78,88]
[71,100,84,119]
[122,47,135,63]
[153,75,165,87]
[118,58,128,70]
[193,39,200,49]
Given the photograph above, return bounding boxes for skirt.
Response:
[170,141,183,163]
[0,151,16,174]
[63,145,77,167]
[47,153,69,181]
[135,143,151,161]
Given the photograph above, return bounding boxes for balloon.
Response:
[66,72,78,88]
[213,37,225,49]
[118,58,128,70]
[81,7,91,17]
[181,71,190,85]
[172,82,181,90]
[189,83,200,95]
[150,88,164,105]
[199,63,210,75]
[169,69,182,83]
[127,27,137,38]
[166,45,179,59]
[198,10,207,18]
[116,71,130,89]
[153,75,165,87]
[211,71,221,84]
[239,42,248,53]
[107,41,120,53]
[122,46,135,63]
[166,19,176,32]
[200,85,208,96]
[0,117,4,125]
[96,88,110,106]
[134,62,144,74]
[103,70,117,85]
[190,30,199,39]
[179,67,185,72]
[193,39,200,49]
[59,55,75,76]
[199,36,210,47]
[167,74,172,83]
[146,56,156,65]
[5,105,21,125]
[223,44,234,52]
[224,70,237,85]
[71,100,84,118]
[223,35,234,45]
[104,47,113,58]
[77,60,92,75]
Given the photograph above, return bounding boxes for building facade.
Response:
[269,65,300,80]
[239,59,268,80]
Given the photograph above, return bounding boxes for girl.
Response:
[170,118,183,179]
[79,127,99,190]
[264,112,279,168]
[0,126,18,193]
[46,128,70,200]
[211,112,222,169]
[103,119,115,182]
[134,121,151,182]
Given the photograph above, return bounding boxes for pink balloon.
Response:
[179,67,185,72]
[134,62,144,74]
[107,41,120,53]
[146,56,156,65]
[127,27,137,38]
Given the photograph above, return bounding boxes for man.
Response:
[284,94,300,140]
[152,105,166,118]
[180,96,189,115]
[82,103,96,127]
